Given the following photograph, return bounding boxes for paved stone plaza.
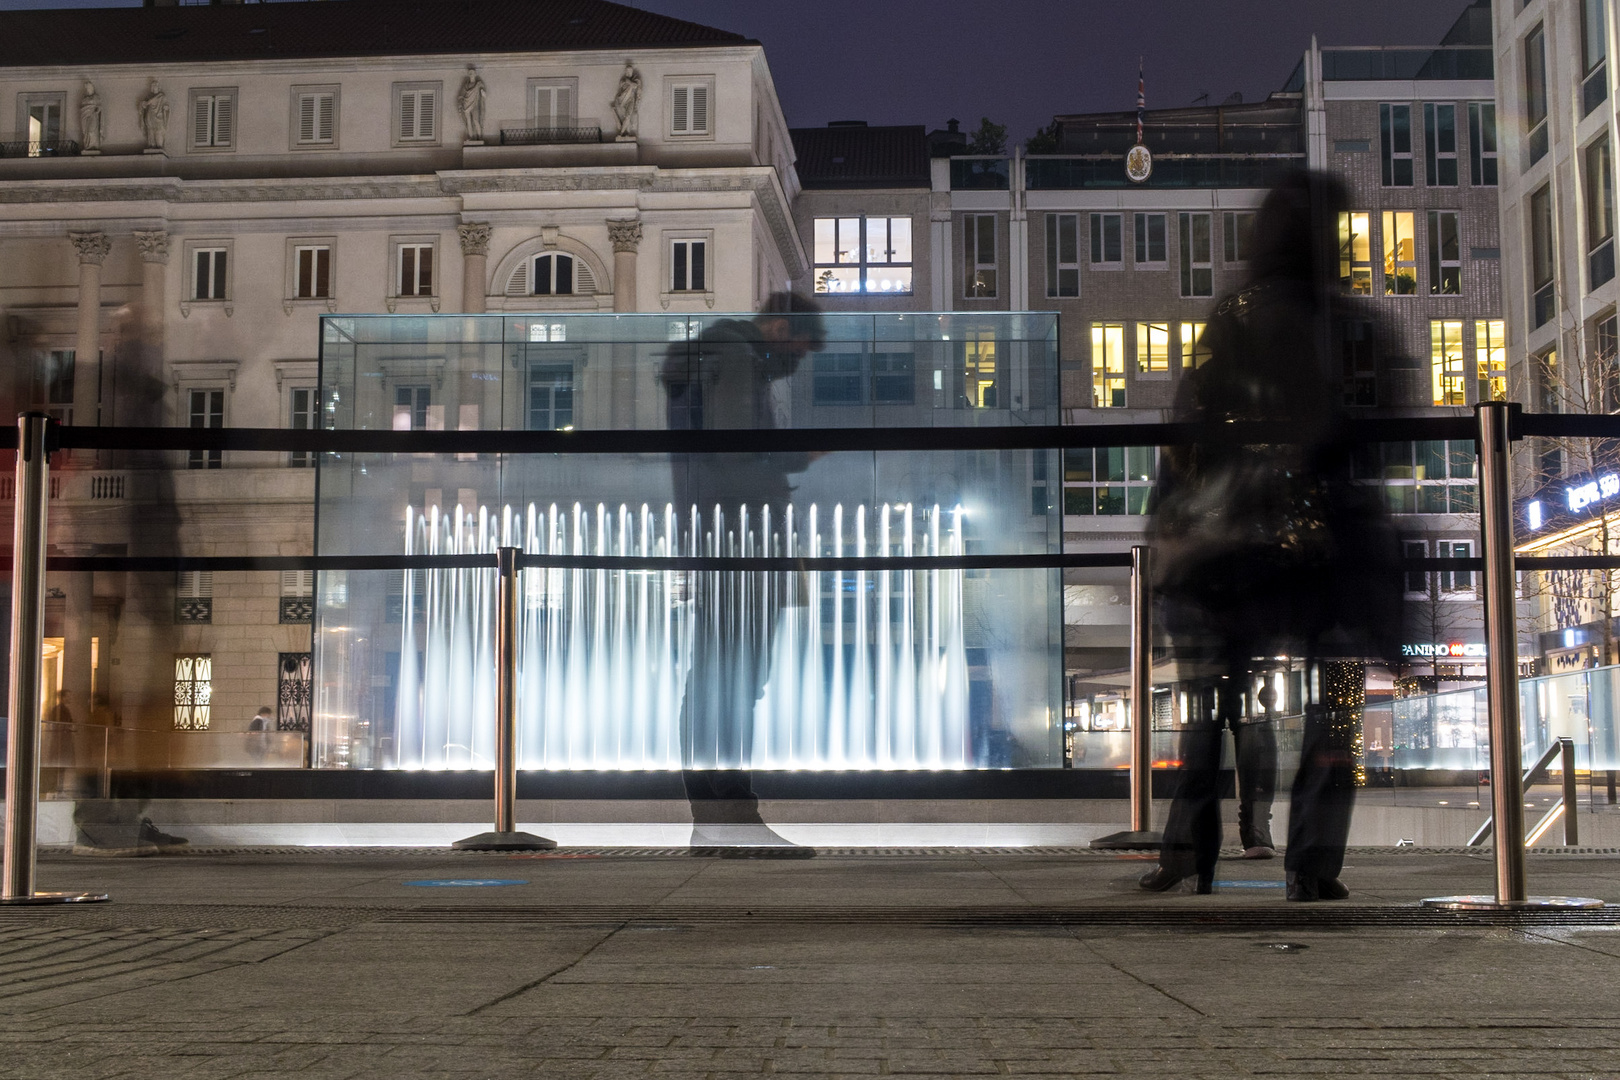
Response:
[3,847,1620,1079]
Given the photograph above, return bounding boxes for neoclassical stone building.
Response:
[0,0,805,754]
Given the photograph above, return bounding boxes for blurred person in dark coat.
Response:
[661,293,824,847]
[1138,171,1403,900]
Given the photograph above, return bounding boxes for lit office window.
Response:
[1382,211,1416,295]
[964,331,998,407]
[1338,212,1372,294]
[1179,322,1210,368]
[813,216,912,294]
[1091,322,1125,407]
[1475,319,1506,402]
[1430,319,1466,405]
[963,214,997,297]
[1136,322,1170,374]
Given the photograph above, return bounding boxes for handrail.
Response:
[1468,737,1579,848]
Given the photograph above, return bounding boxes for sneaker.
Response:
[73,824,159,858]
[137,818,189,849]
[1240,845,1278,860]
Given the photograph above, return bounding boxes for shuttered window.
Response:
[670,81,711,136]
[192,91,234,148]
[294,245,332,299]
[296,91,336,145]
[397,87,437,142]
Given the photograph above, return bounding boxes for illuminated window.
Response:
[1468,103,1497,186]
[1063,447,1156,516]
[1136,322,1170,374]
[20,93,62,156]
[1424,103,1457,186]
[1089,213,1122,265]
[965,332,998,407]
[1475,319,1506,402]
[1179,322,1210,368]
[1427,211,1460,294]
[1430,320,1466,405]
[1045,214,1079,297]
[1338,212,1372,294]
[1383,211,1416,295]
[173,654,212,730]
[1380,103,1412,186]
[1091,322,1125,407]
[963,214,997,297]
[813,216,912,295]
[1178,213,1212,297]
[1134,212,1166,264]
[1222,212,1254,263]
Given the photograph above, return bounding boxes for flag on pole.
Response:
[1136,59,1145,144]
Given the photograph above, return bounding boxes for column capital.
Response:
[606,218,643,254]
[68,230,112,266]
[457,222,491,257]
[132,230,170,265]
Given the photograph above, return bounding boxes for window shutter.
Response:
[213,95,233,146]
[299,94,316,143]
[316,248,330,297]
[506,261,528,296]
[690,86,709,134]
[318,93,335,142]
[193,96,212,146]
[399,92,416,140]
[575,260,595,293]
[672,86,689,133]
[416,90,435,139]
[556,87,571,125]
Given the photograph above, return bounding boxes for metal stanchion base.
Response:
[1421,894,1606,910]
[1090,830,1163,850]
[451,831,557,852]
[0,891,109,905]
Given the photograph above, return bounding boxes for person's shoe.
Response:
[1138,866,1213,894]
[72,825,159,858]
[1316,877,1349,900]
[1240,845,1278,860]
[137,818,189,850]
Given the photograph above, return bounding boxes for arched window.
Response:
[532,253,574,295]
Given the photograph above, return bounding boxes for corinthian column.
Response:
[606,218,642,313]
[457,223,491,314]
[132,230,168,337]
[68,231,112,426]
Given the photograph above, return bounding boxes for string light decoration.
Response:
[1322,660,1369,787]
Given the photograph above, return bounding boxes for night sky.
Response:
[1,0,1479,140]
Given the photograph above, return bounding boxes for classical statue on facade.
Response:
[611,61,641,142]
[138,79,169,150]
[78,81,103,154]
[458,66,487,143]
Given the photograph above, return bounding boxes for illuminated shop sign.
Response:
[1401,642,1487,659]
[1567,473,1620,513]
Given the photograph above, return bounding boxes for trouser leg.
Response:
[1235,719,1278,850]
[1285,669,1356,879]
[1159,687,1223,878]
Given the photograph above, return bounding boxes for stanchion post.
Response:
[454,546,555,851]
[3,413,106,905]
[1091,544,1162,849]
[1561,737,1579,847]
[1425,403,1600,909]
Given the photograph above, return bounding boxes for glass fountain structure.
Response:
[312,312,1062,771]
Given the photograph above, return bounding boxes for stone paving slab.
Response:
[0,849,1615,1078]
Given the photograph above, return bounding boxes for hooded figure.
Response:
[1141,171,1404,900]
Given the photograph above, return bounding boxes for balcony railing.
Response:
[1318,46,1493,82]
[0,138,82,159]
[949,157,1010,191]
[498,120,603,146]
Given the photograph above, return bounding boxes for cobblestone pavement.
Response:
[0,847,1617,1079]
